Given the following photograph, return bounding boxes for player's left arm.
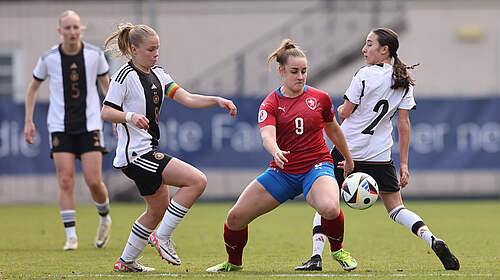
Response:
[397,109,411,187]
[172,88,237,117]
[98,74,110,97]
[324,120,354,177]
[337,100,356,123]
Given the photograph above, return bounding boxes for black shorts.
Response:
[122,150,173,196]
[50,130,108,159]
[331,147,400,192]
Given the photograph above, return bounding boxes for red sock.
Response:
[224,223,248,266]
[320,209,344,251]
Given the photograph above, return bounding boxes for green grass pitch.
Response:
[0,200,498,279]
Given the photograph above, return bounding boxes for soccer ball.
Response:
[341,172,379,210]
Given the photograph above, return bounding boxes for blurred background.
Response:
[0,0,499,204]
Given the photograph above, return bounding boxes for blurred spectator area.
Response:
[0,0,499,101]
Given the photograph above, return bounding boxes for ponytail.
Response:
[392,57,419,90]
[104,23,157,58]
[267,39,306,68]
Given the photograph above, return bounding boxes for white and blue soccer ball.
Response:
[341,172,379,210]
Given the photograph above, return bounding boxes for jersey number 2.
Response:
[362,100,388,135]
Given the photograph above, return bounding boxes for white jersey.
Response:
[103,62,179,168]
[341,63,416,161]
[33,42,109,134]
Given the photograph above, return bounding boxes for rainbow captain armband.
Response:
[165,82,180,99]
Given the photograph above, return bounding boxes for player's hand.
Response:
[217,97,237,117]
[24,121,36,144]
[273,150,290,169]
[131,113,149,130]
[399,163,410,188]
[343,158,354,178]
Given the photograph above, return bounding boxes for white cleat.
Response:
[148,231,181,265]
[63,237,78,251]
[95,217,112,248]
[113,258,155,272]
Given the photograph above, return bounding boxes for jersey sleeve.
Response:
[343,71,364,105]
[398,85,416,110]
[103,79,127,111]
[32,57,47,81]
[97,50,109,76]
[258,94,277,128]
[161,70,180,99]
[321,93,334,122]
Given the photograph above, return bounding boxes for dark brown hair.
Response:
[267,39,306,68]
[372,27,419,90]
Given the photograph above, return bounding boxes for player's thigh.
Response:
[53,152,76,179]
[80,151,103,183]
[161,157,206,188]
[227,179,280,229]
[306,175,340,213]
[380,191,404,213]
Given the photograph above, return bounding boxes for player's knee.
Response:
[317,203,340,220]
[226,208,246,230]
[58,176,75,192]
[192,172,207,196]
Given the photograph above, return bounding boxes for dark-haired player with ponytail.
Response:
[295,27,460,272]
[207,39,357,273]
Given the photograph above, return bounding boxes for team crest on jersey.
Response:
[154,152,165,160]
[70,70,79,82]
[258,110,268,123]
[153,94,160,104]
[306,97,317,110]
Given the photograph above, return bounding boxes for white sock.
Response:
[60,210,77,240]
[95,198,110,223]
[120,221,153,262]
[156,200,189,239]
[389,205,434,246]
[312,212,326,257]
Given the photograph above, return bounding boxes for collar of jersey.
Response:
[276,85,307,97]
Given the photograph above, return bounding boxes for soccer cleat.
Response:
[431,237,460,270]
[148,231,181,265]
[63,237,78,251]
[113,258,155,272]
[206,261,243,272]
[331,248,357,271]
[95,217,112,248]
[295,254,322,271]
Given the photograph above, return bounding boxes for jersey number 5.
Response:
[362,100,388,135]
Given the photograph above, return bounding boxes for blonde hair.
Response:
[58,10,80,27]
[104,23,158,58]
[267,39,306,68]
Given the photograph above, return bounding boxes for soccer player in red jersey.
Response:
[207,39,357,272]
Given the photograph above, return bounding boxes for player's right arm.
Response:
[260,125,289,169]
[337,100,356,123]
[24,78,42,144]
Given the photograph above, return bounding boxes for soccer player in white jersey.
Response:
[24,10,112,251]
[101,23,237,272]
[295,28,460,271]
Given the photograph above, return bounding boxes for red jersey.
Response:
[258,86,335,173]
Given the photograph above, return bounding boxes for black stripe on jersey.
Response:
[103,101,123,111]
[349,80,365,115]
[122,123,132,165]
[97,71,109,77]
[115,65,133,84]
[152,65,163,70]
[33,74,45,81]
[59,44,88,134]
